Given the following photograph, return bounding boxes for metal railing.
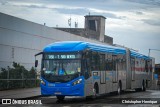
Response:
[0,78,40,90]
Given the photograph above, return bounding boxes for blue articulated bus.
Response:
[35,41,154,100]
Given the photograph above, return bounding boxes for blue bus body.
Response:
[36,41,153,100]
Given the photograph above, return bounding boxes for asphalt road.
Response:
[1,90,160,107]
[37,90,160,107]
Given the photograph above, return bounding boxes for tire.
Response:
[93,83,99,98]
[86,84,99,100]
[56,95,65,101]
[146,80,148,88]
[135,88,140,92]
[135,81,146,92]
[142,81,146,91]
[117,82,122,95]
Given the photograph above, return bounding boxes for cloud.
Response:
[142,19,160,26]
[0,0,160,63]
[20,4,46,9]
[0,0,8,5]
[0,0,149,12]
[4,1,127,20]
[87,8,128,20]
[8,2,54,9]
[53,8,89,15]
[125,0,160,7]
[135,11,143,15]
[103,13,127,19]
[107,27,160,63]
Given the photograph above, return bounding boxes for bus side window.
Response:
[100,54,105,71]
[112,55,117,71]
[105,58,112,71]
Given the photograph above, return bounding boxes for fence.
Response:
[0,79,40,90]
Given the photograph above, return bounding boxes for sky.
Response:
[0,0,160,64]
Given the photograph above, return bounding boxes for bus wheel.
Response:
[93,83,99,98]
[146,80,148,88]
[56,95,65,101]
[117,82,122,95]
[142,80,146,91]
[135,88,140,92]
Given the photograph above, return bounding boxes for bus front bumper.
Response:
[41,83,84,96]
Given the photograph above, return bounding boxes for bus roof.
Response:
[43,41,126,54]
[131,50,150,60]
[43,41,150,59]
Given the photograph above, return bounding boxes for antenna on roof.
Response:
[75,18,78,28]
[68,17,71,28]
[89,12,90,16]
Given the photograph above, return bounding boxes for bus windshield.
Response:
[43,59,81,76]
[41,53,82,82]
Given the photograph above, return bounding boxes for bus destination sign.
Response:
[45,54,80,59]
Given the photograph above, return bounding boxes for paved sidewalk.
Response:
[0,87,40,98]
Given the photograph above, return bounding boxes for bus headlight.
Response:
[72,78,82,86]
[41,79,46,86]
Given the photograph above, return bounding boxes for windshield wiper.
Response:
[63,69,69,76]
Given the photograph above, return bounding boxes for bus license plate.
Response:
[55,92,62,95]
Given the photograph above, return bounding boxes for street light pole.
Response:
[148,49,160,57]
[148,49,151,57]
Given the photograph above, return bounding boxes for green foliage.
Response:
[0,62,40,90]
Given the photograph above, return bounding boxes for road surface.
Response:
[1,90,160,107]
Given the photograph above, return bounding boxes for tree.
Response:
[0,62,39,90]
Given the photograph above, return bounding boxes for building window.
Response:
[88,20,97,31]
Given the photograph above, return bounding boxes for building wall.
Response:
[0,12,108,71]
[99,17,105,42]
[85,15,106,42]
[56,28,100,41]
[104,35,113,45]
[56,28,86,37]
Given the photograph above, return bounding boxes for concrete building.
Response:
[0,12,113,71]
[56,15,113,45]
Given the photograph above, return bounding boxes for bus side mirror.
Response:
[35,60,38,67]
